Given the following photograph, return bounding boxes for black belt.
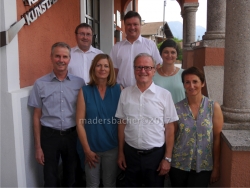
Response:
[42,126,76,135]
[125,142,163,155]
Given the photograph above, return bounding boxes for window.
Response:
[85,0,100,48]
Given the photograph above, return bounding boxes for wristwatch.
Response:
[164,157,172,163]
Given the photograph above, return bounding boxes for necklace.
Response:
[161,66,176,77]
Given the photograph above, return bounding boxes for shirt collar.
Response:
[147,82,156,93]
[133,81,156,94]
[50,71,71,81]
[125,35,142,44]
[73,45,96,53]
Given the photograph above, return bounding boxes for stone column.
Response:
[221,0,250,127]
[182,3,198,48]
[202,0,226,47]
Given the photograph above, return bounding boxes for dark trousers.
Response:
[169,166,212,187]
[124,143,165,187]
[41,126,78,187]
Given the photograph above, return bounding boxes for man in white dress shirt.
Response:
[68,23,103,185]
[115,53,178,187]
[110,11,162,88]
[68,23,103,83]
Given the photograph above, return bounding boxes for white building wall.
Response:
[0,0,28,186]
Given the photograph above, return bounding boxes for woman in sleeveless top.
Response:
[169,66,223,187]
[153,39,185,103]
[76,54,122,187]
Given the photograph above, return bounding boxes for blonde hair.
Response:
[88,54,116,86]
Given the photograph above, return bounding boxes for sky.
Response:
[138,0,207,28]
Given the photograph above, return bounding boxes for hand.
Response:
[210,167,220,184]
[117,152,127,170]
[35,147,44,165]
[85,150,99,168]
[157,159,171,176]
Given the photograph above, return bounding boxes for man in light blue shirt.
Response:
[28,42,85,187]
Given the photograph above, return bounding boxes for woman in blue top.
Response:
[76,54,121,187]
[153,39,185,103]
[169,67,223,187]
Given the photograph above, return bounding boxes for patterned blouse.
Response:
[171,96,214,172]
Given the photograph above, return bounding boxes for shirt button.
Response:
[61,110,64,112]
[61,100,63,102]
[62,120,64,122]
[61,91,63,93]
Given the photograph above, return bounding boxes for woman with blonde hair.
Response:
[76,54,122,187]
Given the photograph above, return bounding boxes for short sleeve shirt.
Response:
[28,72,85,130]
[115,82,178,150]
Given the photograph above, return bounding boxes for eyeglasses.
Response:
[134,66,155,71]
[77,33,93,37]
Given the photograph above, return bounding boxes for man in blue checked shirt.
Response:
[28,42,85,187]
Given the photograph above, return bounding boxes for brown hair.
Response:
[159,39,179,56]
[181,66,205,84]
[74,23,93,34]
[88,54,116,86]
[124,11,142,24]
